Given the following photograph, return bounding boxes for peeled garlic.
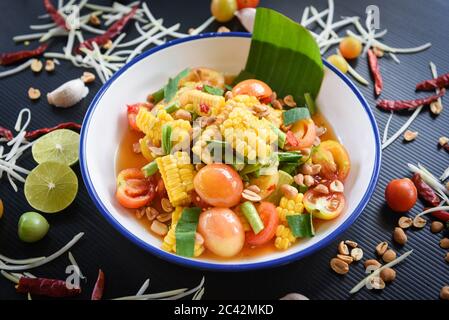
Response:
[47,79,89,108]
[235,8,256,33]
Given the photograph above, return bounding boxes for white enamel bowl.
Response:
[80,32,381,271]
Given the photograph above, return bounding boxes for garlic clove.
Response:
[235,8,256,33]
[47,79,89,108]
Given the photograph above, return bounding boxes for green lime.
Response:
[32,129,80,166]
[24,162,78,213]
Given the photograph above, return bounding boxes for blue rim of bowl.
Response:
[80,32,381,271]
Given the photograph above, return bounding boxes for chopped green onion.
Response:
[164,101,180,113]
[277,151,302,162]
[175,207,201,257]
[297,184,308,193]
[304,92,316,115]
[203,85,224,96]
[279,162,298,176]
[282,108,311,126]
[162,124,172,154]
[206,140,229,149]
[287,213,314,238]
[150,87,164,104]
[240,201,264,234]
[225,84,233,91]
[142,161,158,177]
[164,68,190,102]
[270,125,286,149]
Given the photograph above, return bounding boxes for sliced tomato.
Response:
[319,140,350,181]
[232,79,273,103]
[116,168,156,209]
[288,119,316,150]
[246,202,279,246]
[156,176,167,199]
[127,102,152,131]
[303,190,345,220]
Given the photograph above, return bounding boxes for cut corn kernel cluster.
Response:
[156,152,195,206]
[221,107,277,161]
[171,206,184,225]
[276,194,304,223]
[192,125,221,164]
[136,108,173,147]
[179,89,225,116]
[170,119,192,149]
[274,225,296,250]
[162,223,204,257]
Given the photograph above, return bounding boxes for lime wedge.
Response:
[24,162,78,213]
[32,129,80,166]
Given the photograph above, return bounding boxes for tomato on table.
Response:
[237,0,259,9]
[127,102,152,131]
[385,178,417,212]
[193,164,243,207]
[116,168,156,209]
[303,190,346,220]
[211,0,238,22]
[339,36,362,59]
[246,202,279,246]
[288,119,316,150]
[232,79,273,103]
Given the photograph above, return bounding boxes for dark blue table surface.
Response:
[0,0,448,300]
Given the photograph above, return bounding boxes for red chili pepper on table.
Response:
[25,122,82,140]
[0,44,48,66]
[425,207,449,222]
[411,173,441,207]
[377,89,446,111]
[416,72,449,91]
[43,0,68,30]
[77,6,138,52]
[91,269,105,300]
[367,49,383,96]
[16,277,81,298]
[0,126,13,141]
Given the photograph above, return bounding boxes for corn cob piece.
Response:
[161,223,204,257]
[171,206,184,225]
[170,119,192,151]
[221,107,278,161]
[179,89,225,116]
[191,125,221,164]
[276,194,304,223]
[136,108,173,147]
[156,152,195,206]
[274,224,296,250]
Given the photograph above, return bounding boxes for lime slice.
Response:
[24,162,78,213]
[32,129,80,166]
[266,170,294,204]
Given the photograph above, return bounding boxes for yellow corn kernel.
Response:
[139,136,154,162]
[276,194,304,223]
[162,223,204,257]
[156,152,195,206]
[169,119,192,148]
[179,89,225,116]
[136,108,173,147]
[191,125,221,164]
[171,207,184,224]
[274,225,296,250]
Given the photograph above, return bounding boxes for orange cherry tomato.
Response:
[288,119,316,150]
[339,36,362,59]
[232,79,273,103]
[385,178,417,212]
[116,168,155,209]
[237,0,259,9]
[319,140,351,181]
[198,208,244,257]
[303,190,346,220]
[246,202,279,246]
[127,102,152,131]
[193,164,243,207]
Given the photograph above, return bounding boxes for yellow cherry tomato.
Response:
[339,36,363,59]
[211,0,238,22]
[327,55,348,74]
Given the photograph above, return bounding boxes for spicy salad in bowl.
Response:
[80,9,380,270]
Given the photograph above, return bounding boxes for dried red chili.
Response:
[411,173,440,207]
[91,269,105,300]
[25,122,81,140]
[367,49,383,96]
[0,44,48,66]
[16,277,81,297]
[424,207,449,222]
[44,0,68,30]
[377,89,446,111]
[0,126,13,141]
[416,73,449,91]
[77,6,138,52]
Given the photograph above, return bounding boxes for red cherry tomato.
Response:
[287,119,316,150]
[303,190,346,220]
[116,168,156,209]
[237,0,259,9]
[385,178,417,212]
[232,79,273,103]
[127,102,152,131]
[193,164,243,207]
[246,202,279,246]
